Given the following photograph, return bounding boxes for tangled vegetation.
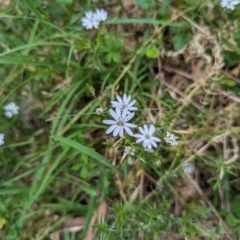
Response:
[1,0,240,239]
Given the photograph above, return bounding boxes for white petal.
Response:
[113,126,120,137]
[125,112,135,121]
[115,107,121,117]
[151,136,161,142]
[85,11,93,18]
[103,120,116,125]
[143,139,149,148]
[134,133,144,139]
[147,143,152,150]
[119,126,124,137]
[109,109,117,120]
[143,125,149,134]
[124,126,133,136]
[126,95,131,103]
[149,125,156,135]
[116,95,122,103]
[106,125,117,135]
[129,106,138,111]
[149,139,157,148]
[125,122,137,128]
[139,127,145,135]
[136,137,144,143]
[128,99,136,106]
[122,108,129,118]
[123,94,127,102]
[111,101,120,107]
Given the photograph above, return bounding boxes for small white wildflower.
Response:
[96,107,104,115]
[111,94,138,112]
[124,146,135,156]
[164,131,178,146]
[3,102,19,118]
[103,107,137,137]
[81,10,100,29]
[0,133,4,146]
[155,160,161,167]
[220,0,239,10]
[182,162,195,175]
[134,124,161,150]
[93,9,108,22]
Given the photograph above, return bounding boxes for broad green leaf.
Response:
[145,46,160,59]
[226,213,240,227]
[173,33,191,51]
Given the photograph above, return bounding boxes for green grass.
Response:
[1,0,240,239]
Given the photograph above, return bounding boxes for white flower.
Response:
[93,9,108,22]
[155,160,161,167]
[124,146,135,156]
[103,107,137,137]
[182,162,195,175]
[96,107,104,115]
[0,133,4,146]
[111,94,138,112]
[134,124,161,150]
[81,11,100,29]
[164,131,178,146]
[3,102,19,118]
[220,0,239,10]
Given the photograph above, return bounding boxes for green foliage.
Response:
[145,46,160,59]
[220,78,236,87]
[135,0,155,10]
[1,0,240,239]
[183,0,201,5]
[173,32,191,51]
[100,35,123,64]
[56,0,74,4]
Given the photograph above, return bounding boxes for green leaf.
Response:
[173,33,191,51]
[222,38,240,55]
[80,166,88,180]
[220,78,236,87]
[135,0,155,10]
[105,52,121,63]
[184,0,200,5]
[106,18,182,27]
[145,46,160,59]
[226,213,240,227]
[53,135,121,174]
[56,0,73,4]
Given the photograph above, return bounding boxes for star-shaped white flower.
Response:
[164,131,178,146]
[95,107,104,115]
[103,107,137,137]
[111,94,138,112]
[81,11,100,29]
[134,124,161,150]
[0,133,5,146]
[220,0,239,10]
[124,146,135,156]
[3,102,19,118]
[93,9,108,22]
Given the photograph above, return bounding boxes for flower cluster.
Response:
[81,9,107,30]
[1,102,19,146]
[164,131,178,146]
[3,102,19,118]
[220,0,240,10]
[102,94,179,152]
